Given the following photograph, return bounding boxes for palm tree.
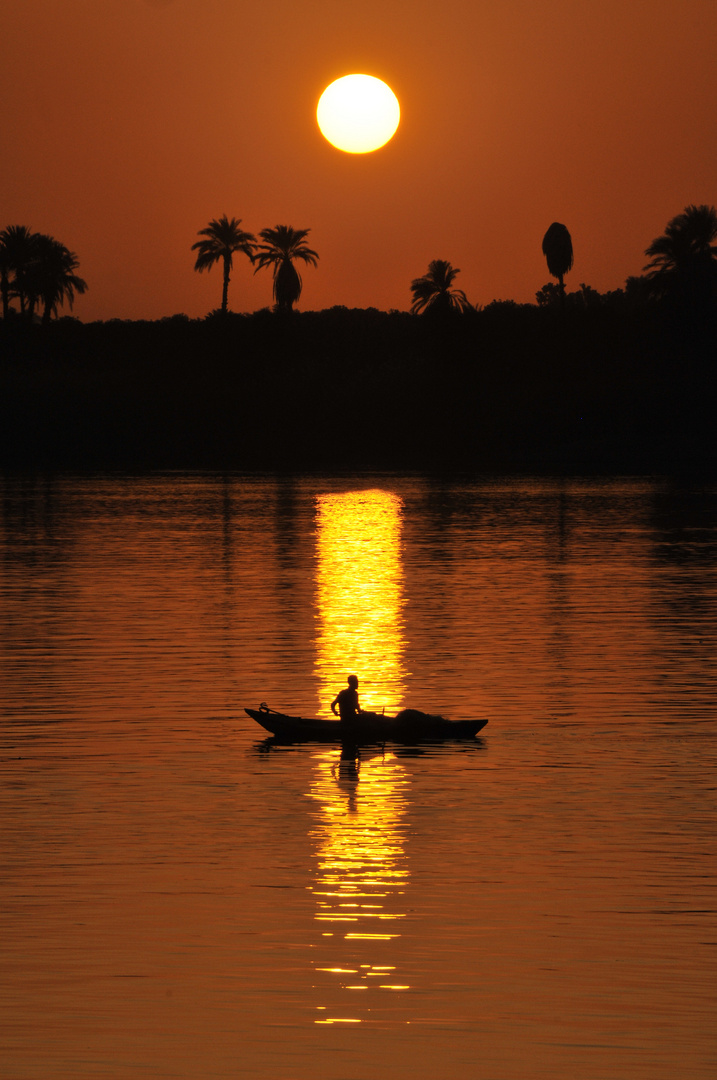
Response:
[192,215,256,314]
[24,234,88,323]
[0,225,37,317]
[0,239,10,319]
[410,260,472,315]
[541,222,573,302]
[253,226,319,312]
[643,204,717,308]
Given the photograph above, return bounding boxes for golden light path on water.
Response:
[310,490,411,1024]
[314,489,407,718]
[308,751,411,1024]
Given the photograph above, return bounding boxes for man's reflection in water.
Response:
[336,742,361,812]
[309,747,410,1024]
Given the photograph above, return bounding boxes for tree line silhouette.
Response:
[408,207,716,317]
[1,205,715,321]
[0,203,714,474]
[188,204,716,318]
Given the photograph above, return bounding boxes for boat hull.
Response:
[245,707,488,743]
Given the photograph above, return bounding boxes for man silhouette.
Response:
[331,675,361,727]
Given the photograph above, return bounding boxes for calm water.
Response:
[1,473,715,1080]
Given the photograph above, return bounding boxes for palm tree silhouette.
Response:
[0,236,10,319]
[541,223,573,303]
[25,234,88,323]
[643,204,717,308]
[253,226,319,312]
[0,225,37,317]
[410,260,472,315]
[192,216,256,314]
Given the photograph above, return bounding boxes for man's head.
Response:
[347,674,359,689]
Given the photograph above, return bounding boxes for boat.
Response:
[245,703,488,743]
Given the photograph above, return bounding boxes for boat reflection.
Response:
[310,489,411,1023]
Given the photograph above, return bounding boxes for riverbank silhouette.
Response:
[1,301,714,474]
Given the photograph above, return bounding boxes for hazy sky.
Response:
[3,0,716,320]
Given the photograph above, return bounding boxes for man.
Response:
[331,674,361,726]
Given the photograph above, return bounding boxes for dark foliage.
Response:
[643,204,717,315]
[0,301,714,475]
[191,216,255,315]
[0,226,87,321]
[542,223,574,302]
[253,226,319,312]
[410,260,473,315]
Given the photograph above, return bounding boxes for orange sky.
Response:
[3,0,716,321]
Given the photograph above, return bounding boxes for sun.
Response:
[317,74,400,154]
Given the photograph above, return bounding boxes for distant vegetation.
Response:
[410,260,472,315]
[0,226,87,323]
[541,222,574,305]
[191,218,319,315]
[642,204,717,312]
[191,215,255,316]
[253,225,319,313]
[2,203,715,321]
[0,205,715,475]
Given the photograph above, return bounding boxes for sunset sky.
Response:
[4,0,716,321]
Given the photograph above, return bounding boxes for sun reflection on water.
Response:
[310,489,411,1023]
[308,749,411,1023]
[314,489,407,717]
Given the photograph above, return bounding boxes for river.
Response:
[1,473,715,1079]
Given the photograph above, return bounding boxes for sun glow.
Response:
[317,74,400,153]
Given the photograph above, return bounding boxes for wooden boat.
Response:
[245,704,488,743]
